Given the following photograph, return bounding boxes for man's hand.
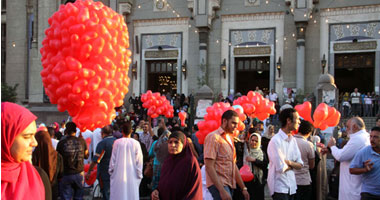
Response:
[85,172,91,180]
[219,188,232,200]
[151,189,160,200]
[242,190,250,200]
[328,137,336,148]
[364,160,374,172]
[245,156,256,162]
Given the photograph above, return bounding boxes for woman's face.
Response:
[168,137,184,155]
[269,126,274,134]
[249,135,259,149]
[10,121,38,163]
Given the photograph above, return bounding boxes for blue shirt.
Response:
[350,145,380,196]
[92,136,116,181]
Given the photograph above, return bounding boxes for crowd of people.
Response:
[339,88,380,118]
[2,91,380,200]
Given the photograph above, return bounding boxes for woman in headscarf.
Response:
[261,124,274,155]
[32,130,64,200]
[151,131,202,200]
[1,102,46,200]
[244,133,269,200]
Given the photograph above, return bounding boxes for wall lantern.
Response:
[132,61,137,79]
[182,60,187,79]
[276,57,282,77]
[321,54,327,74]
[221,59,226,79]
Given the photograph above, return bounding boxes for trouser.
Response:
[59,173,84,200]
[272,192,295,200]
[295,185,312,200]
[208,185,234,200]
[351,104,361,116]
[99,177,110,200]
[361,192,380,200]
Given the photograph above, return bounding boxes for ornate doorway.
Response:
[334,52,375,93]
[146,60,177,95]
[235,57,270,94]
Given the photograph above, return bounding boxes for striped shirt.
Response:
[204,127,236,188]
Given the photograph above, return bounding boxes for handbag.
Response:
[144,159,153,178]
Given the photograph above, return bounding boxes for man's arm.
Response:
[350,159,373,175]
[147,117,155,137]
[329,137,361,162]
[267,139,289,173]
[204,158,231,199]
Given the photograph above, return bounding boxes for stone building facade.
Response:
[2,0,380,123]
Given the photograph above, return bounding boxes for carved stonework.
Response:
[333,41,377,51]
[261,30,272,43]
[321,5,380,17]
[234,46,271,55]
[187,0,194,11]
[366,23,377,37]
[248,31,257,41]
[145,35,154,48]
[134,18,189,27]
[222,12,284,22]
[333,25,344,40]
[245,0,260,7]
[153,0,167,12]
[118,2,132,15]
[145,50,179,58]
[233,31,244,44]
[350,25,360,36]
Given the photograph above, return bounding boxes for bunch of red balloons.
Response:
[295,102,341,130]
[141,90,174,118]
[196,102,246,144]
[40,0,131,131]
[233,91,276,121]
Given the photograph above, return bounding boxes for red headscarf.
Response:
[1,102,45,200]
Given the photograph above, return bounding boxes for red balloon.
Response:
[40,0,131,131]
[295,101,313,123]
[85,170,97,185]
[313,103,329,128]
[240,165,254,182]
[326,108,341,127]
[179,111,187,127]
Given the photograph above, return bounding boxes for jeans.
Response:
[272,192,295,200]
[361,192,380,200]
[59,173,84,200]
[208,185,233,200]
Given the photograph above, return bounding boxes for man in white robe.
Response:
[327,117,370,200]
[109,121,143,200]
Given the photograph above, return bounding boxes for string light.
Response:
[265,0,269,4]
[195,30,198,33]
[314,20,317,24]
[188,24,191,28]
[309,15,313,19]
[347,25,350,29]
[228,42,232,46]
[304,13,307,17]
[363,29,367,32]
[138,5,141,8]
[325,19,329,23]
[284,37,287,41]
[292,33,295,37]
[12,42,16,47]
[216,40,219,43]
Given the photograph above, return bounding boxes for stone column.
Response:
[296,22,307,93]
[198,27,209,86]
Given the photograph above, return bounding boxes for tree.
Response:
[1,83,18,102]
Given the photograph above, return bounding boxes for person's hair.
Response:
[193,124,199,131]
[376,116,380,122]
[371,126,380,133]
[221,110,239,123]
[248,127,256,134]
[298,120,314,136]
[157,127,165,138]
[132,133,140,139]
[171,126,182,133]
[257,121,264,125]
[47,127,55,138]
[65,122,77,135]
[122,121,132,136]
[101,125,113,136]
[351,117,365,130]
[113,124,119,131]
[279,108,297,128]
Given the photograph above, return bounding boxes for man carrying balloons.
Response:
[204,110,250,200]
[267,108,304,200]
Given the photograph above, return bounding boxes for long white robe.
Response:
[109,138,143,200]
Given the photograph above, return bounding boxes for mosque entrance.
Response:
[235,56,270,95]
[146,60,177,95]
[334,52,375,94]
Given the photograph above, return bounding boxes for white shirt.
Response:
[331,129,370,200]
[269,92,278,102]
[267,129,304,196]
[51,138,59,150]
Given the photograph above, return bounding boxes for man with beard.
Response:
[327,117,370,200]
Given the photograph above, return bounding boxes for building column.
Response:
[198,27,209,86]
[296,22,307,93]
